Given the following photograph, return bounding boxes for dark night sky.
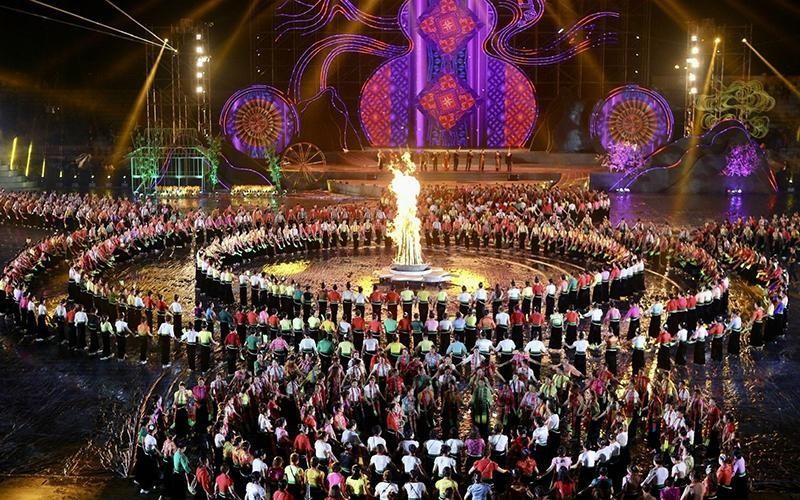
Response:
[0,0,799,130]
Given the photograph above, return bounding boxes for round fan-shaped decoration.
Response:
[220,85,298,157]
[590,85,674,157]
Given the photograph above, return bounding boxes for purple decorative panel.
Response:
[219,85,298,157]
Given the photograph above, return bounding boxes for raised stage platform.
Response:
[279,150,602,193]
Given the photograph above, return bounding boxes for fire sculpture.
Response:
[387,153,427,272]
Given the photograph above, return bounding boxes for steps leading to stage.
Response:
[0,164,39,191]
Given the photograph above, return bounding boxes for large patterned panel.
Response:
[359,57,411,147]
[417,73,477,130]
[502,64,537,147]
[418,0,481,55]
[485,59,537,148]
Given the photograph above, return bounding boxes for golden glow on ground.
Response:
[261,260,311,277]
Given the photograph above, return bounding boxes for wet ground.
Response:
[0,193,798,495]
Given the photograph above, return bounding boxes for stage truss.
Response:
[129,129,213,196]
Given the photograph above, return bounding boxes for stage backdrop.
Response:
[358,0,538,149]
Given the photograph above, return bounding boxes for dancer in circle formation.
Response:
[0,188,791,499]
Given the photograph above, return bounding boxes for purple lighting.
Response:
[590,85,674,157]
[723,141,761,177]
[599,142,645,173]
[219,86,298,158]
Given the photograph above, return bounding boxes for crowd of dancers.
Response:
[0,188,792,500]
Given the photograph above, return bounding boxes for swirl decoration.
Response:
[276,0,399,38]
[288,35,408,150]
[696,80,775,139]
[487,0,619,65]
[590,85,674,157]
[219,86,299,158]
[269,0,620,148]
[289,35,408,101]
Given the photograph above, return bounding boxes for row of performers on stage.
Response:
[377,149,514,172]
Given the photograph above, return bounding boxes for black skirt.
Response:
[648,315,661,338]
[605,348,618,375]
[574,352,587,375]
[632,349,645,374]
[711,336,724,361]
[675,341,687,365]
[549,326,562,350]
[694,339,705,364]
[657,344,671,370]
[728,330,741,356]
[750,322,763,347]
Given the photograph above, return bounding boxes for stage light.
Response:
[40,157,46,177]
[196,71,203,78]
[557,28,564,34]
[195,33,202,40]
[196,58,204,67]
[110,39,168,166]
[691,47,699,55]
[691,35,698,42]
[688,73,696,82]
[9,137,17,170]
[196,45,204,54]
[689,87,698,95]
[24,142,32,176]
[196,85,204,93]
[715,37,721,44]
[741,38,747,43]
[59,169,62,179]
[674,64,680,70]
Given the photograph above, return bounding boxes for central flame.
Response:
[388,152,425,268]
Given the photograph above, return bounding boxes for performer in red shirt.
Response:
[510,306,525,347]
[369,285,384,321]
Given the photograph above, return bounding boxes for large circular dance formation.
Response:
[6,0,800,498]
[0,184,792,500]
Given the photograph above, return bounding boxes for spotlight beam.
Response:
[25,0,172,51]
[110,40,168,166]
[102,0,176,52]
[0,5,161,47]
[742,39,800,101]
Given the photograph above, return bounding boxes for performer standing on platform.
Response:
[506,149,513,172]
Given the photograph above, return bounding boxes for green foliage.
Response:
[265,148,283,193]
[199,135,222,191]
[128,130,162,194]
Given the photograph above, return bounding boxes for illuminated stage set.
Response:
[209,0,776,195]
